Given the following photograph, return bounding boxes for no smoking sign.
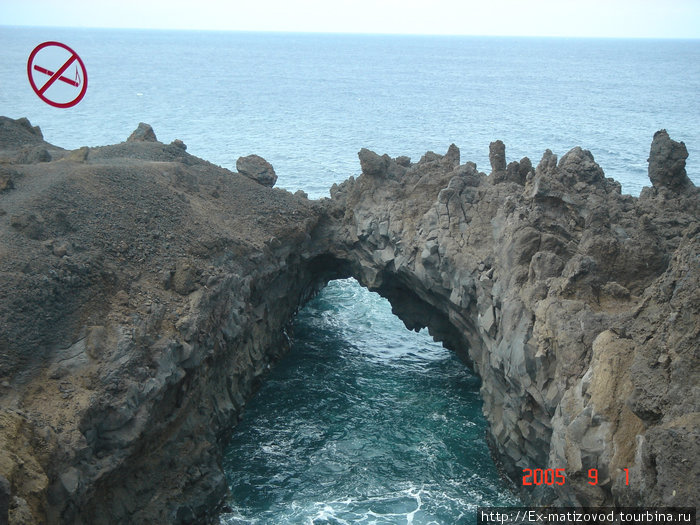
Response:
[27,41,88,108]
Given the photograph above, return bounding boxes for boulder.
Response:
[127,123,157,142]
[395,155,411,167]
[0,116,44,149]
[236,154,277,187]
[648,129,692,193]
[501,157,532,185]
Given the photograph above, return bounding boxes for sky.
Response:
[2,0,699,39]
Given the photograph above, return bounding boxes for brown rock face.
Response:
[358,147,390,177]
[236,154,278,187]
[0,117,321,523]
[0,117,697,523]
[489,139,506,173]
[127,122,158,142]
[648,129,692,193]
[323,136,698,508]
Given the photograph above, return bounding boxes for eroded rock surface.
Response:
[0,117,324,524]
[0,116,697,523]
[322,137,699,508]
[648,130,692,193]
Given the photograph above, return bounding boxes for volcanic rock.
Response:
[127,122,158,142]
[489,139,506,173]
[648,129,692,193]
[324,137,698,509]
[0,116,697,523]
[236,154,277,187]
[358,147,390,177]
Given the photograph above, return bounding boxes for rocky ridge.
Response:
[0,117,329,523]
[0,116,698,523]
[322,132,698,508]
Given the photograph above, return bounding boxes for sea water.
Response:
[1,28,699,524]
[220,279,518,524]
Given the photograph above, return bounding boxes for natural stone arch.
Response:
[315,136,699,508]
[0,117,697,524]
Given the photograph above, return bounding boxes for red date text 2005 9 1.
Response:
[522,468,630,486]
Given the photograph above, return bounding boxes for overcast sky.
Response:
[2,0,699,38]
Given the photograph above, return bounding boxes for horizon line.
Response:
[3,24,700,41]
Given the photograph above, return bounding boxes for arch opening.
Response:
[220,278,519,523]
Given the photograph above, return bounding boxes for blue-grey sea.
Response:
[2,27,699,524]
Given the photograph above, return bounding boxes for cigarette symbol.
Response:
[27,41,88,108]
[33,64,81,87]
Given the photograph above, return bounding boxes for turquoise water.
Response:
[2,27,699,524]
[221,280,518,524]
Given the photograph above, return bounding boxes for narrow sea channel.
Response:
[220,279,519,524]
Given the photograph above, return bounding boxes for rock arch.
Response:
[0,117,697,523]
[313,136,698,509]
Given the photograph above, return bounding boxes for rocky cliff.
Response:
[0,117,697,523]
[321,133,699,508]
[0,117,332,524]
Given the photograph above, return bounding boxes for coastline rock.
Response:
[0,116,697,523]
[491,142,532,185]
[489,140,506,173]
[171,139,187,150]
[0,117,44,149]
[15,146,51,164]
[322,138,698,508]
[395,155,411,167]
[127,122,157,142]
[358,148,390,177]
[444,143,460,168]
[648,129,692,193]
[236,154,277,187]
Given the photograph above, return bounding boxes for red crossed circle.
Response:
[27,41,88,108]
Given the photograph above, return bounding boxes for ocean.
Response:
[221,279,518,524]
[2,27,699,524]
